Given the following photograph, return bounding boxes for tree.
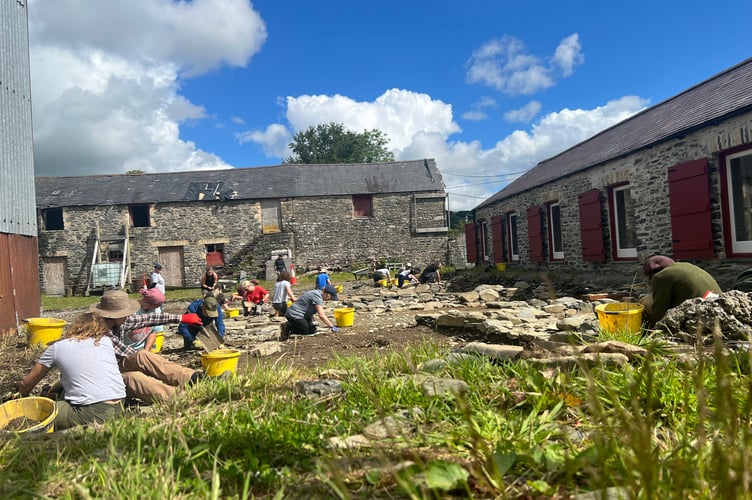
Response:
[285,122,395,164]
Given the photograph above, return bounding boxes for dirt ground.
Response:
[0,268,632,399]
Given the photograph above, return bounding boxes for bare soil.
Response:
[0,268,631,398]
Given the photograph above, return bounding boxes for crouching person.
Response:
[282,287,339,338]
[18,312,125,430]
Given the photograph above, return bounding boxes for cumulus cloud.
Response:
[244,90,648,210]
[466,34,584,95]
[28,0,266,176]
[503,100,542,123]
[237,124,292,160]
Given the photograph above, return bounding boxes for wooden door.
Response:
[43,257,67,295]
[158,246,185,288]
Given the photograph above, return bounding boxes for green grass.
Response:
[4,332,752,498]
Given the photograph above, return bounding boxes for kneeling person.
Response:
[283,286,339,337]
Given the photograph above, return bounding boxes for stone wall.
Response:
[38,191,449,293]
[474,110,752,287]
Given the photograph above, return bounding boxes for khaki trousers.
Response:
[119,350,194,403]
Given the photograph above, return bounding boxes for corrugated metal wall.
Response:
[0,0,41,332]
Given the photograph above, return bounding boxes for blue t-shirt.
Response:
[315,273,329,290]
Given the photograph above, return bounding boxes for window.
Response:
[353,194,373,218]
[129,204,151,227]
[725,148,752,254]
[261,199,281,234]
[547,202,564,260]
[43,207,64,230]
[507,212,519,261]
[480,220,490,261]
[206,243,225,267]
[610,185,637,258]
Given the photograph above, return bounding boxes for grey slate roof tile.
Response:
[36,159,444,208]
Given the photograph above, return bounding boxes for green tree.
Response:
[126,170,144,175]
[285,122,395,164]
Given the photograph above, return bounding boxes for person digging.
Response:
[281,285,339,340]
[90,289,208,404]
[178,295,226,350]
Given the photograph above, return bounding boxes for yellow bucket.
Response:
[495,263,506,271]
[334,308,355,327]
[200,349,242,377]
[594,302,645,334]
[335,285,343,294]
[377,279,388,287]
[25,318,67,347]
[151,332,164,353]
[0,397,58,434]
[225,307,240,318]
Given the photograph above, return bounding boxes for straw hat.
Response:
[89,289,140,319]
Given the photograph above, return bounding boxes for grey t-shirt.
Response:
[285,290,323,320]
[39,337,126,405]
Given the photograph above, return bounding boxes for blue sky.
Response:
[27,0,752,210]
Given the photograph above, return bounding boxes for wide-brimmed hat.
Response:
[202,297,219,318]
[89,289,140,319]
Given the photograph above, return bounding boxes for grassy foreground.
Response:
[2,330,752,498]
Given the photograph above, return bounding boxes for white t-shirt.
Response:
[39,337,126,405]
[151,271,166,293]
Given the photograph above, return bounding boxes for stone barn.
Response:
[36,159,448,294]
[469,57,752,288]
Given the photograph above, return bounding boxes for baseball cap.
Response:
[202,297,219,318]
[154,263,163,269]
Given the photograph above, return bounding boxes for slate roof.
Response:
[476,57,752,210]
[36,159,444,208]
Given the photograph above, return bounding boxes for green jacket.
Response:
[649,262,721,326]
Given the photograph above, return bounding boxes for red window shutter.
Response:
[668,158,713,259]
[578,189,606,262]
[527,206,544,262]
[206,251,224,267]
[491,215,504,262]
[464,222,478,263]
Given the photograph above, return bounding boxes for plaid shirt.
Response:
[109,312,182,360]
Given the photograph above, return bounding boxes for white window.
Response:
[726,149,752,254]
[611,185,637,258]
[548,202,564,260]
[507,213,519,261]
[480,220,490,261]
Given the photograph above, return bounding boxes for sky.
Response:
[27,0,752,211]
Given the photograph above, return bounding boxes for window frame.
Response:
[547,201,564,261]
[43,207,64,231]
[352,194,373,218]
[261,199,282,234]
[129,204,151,228]
[507,212,519,261]
[609,184,638,259]
[722,146,752,255]
[480,220,490,261]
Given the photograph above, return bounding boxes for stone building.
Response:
[35,159,448,295]
[469,57,752,287]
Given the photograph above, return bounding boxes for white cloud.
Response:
[503,100,542,123]
[462,110,488,121]
[466,33,583,95]
[462,96,497,121]
[28,0,266,176]
[237,124,292,160]
[245,90,647,210]
[552,34,584,76]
